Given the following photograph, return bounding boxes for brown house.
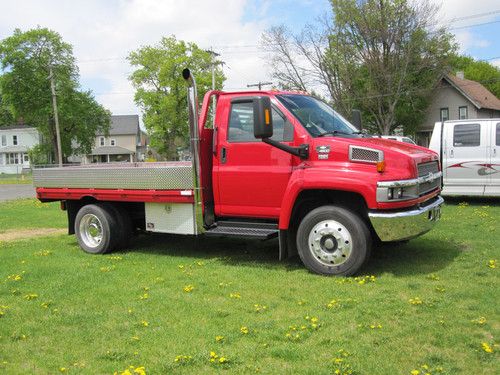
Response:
[417,73,500,147]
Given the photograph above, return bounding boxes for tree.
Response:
[262,0,456,135]
[450,55,500,98]
[0,27,110,161]
[128,36,225,159]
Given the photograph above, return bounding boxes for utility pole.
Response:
[49,65,63,167]
[247,81,273,90]
[206,49,220,127]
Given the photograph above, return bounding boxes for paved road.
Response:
[0,184,36,201]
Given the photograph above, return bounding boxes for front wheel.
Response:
[296,205,371,276]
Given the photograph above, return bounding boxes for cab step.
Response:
[204,221,278,240]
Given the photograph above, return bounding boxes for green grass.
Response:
[0,199,498,374]
[0,173,32,185]
[0,199,66,232]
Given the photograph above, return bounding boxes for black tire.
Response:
[74,203,120,254]
[296,205,371,276]
[101,203,133,249]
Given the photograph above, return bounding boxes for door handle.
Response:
[450,149,454,158]
[221,147,227,164]
[494,148,497,157]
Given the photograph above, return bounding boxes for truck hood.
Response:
[310,136,439,180]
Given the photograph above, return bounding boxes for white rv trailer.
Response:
[429,119,500,197]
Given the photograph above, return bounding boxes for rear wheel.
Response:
[296,205,371,276]
[75,204,119,254]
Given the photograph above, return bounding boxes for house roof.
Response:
[444,74,500,111]
[91,146,135,155]
[0,145,29,153]
[97,115,139,136]
[0,124,36,131]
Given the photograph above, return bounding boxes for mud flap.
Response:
[278,229,288,260]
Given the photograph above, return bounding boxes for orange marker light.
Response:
[264,109,270,125]
[376,160,386,173]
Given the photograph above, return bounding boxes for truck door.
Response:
[214,97,294,218]
[443,121,489,195]
[485,121,500,196]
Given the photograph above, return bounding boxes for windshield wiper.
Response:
[317,130,352,137]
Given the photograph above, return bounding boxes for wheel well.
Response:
[66,199,144,234]
[290,190,369,228]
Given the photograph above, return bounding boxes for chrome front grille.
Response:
[418,161,439,177]
[417,161,440,195]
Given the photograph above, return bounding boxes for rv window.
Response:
[496,123,500,146]
[453,124,480,147]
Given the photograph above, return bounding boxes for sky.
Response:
[0,0,499,119]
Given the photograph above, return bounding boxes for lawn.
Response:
[0,173,33,185]
[0,199,498,374]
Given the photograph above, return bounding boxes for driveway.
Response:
[0,184,36,201]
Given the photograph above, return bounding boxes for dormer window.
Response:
[110,139,116,146]
[13,135,18,145]
[99,137,105,146]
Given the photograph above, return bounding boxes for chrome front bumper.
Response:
[368,196,444,242]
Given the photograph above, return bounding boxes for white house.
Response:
[0,124,40,174]
[81,115,147,163]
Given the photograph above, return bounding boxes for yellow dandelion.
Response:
[183,285,195,293]
[240,326,249,334]
[141,320,149,327]
[215,335,224,342]
[481,342,493,353]
[24,293,38,301]
[488,260,497,269]
[229,292,241,299]
[409,297,423,305]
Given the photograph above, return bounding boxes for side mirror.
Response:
[352,109,362,131]
[253,96,273,139]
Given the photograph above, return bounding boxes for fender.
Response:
[278,167,378,230]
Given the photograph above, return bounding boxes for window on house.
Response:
[7,153,20,164]
[99,137,105,146]
[23,154,29,162]
[440,108,449,122]
[453,123,480,147]
[1,135,6,146]
[459,106,468,120]
[12,135,18,146]
[110,139,116,146]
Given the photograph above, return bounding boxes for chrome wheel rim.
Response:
[79,213,103,248]
[307,220,352,266]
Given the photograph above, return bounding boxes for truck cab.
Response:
[429,119,500,196]
[33,69,443,276]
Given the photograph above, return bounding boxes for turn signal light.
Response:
[264,109,270,125]
[376,160,386,173]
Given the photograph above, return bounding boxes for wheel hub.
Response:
[79,213,103,248]
[308,220,352,267]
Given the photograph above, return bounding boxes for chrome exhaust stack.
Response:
[182,68,204,234]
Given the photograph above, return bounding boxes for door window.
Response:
[453,123,480,147]
[228,102,293,142]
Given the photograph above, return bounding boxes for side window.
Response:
[496,123,500,146]
[228,102,294,143]
[1,134,6,146]
[227,102,255,142]
[270,108,294,142]
[453,123,480,147]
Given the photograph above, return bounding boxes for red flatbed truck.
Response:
[33,69,443,276]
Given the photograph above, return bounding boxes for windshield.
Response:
[276,94,357,137]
